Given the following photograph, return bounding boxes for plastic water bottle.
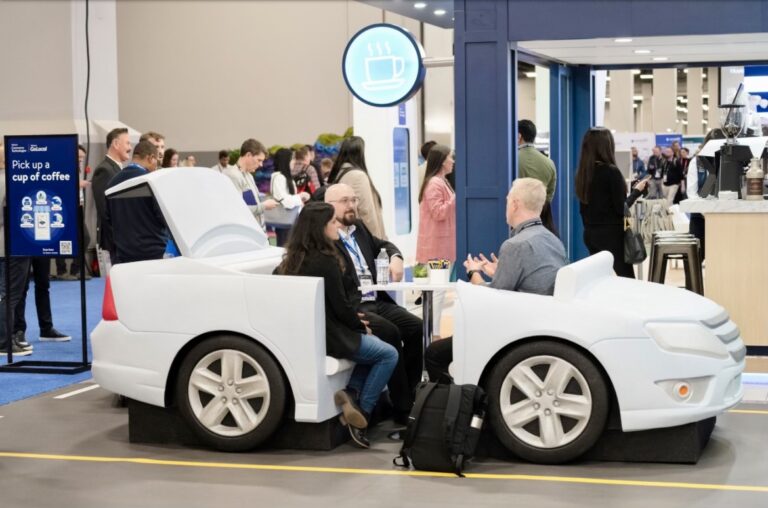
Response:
[376,248,390,285]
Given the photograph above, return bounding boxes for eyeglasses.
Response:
[329,197,360,206]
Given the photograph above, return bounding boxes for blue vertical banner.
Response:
[392,127,411,234]
[4,134,80,257]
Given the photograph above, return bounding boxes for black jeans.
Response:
[584,224,635,278]
[0,257,32,348]
[360,300,423,415]
[14,257,54,334]
[425,337,453,384]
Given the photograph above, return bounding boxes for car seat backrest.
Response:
[553,251,614,301]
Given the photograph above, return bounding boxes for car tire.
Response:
[176,335,286,452]
[486,341,609,464]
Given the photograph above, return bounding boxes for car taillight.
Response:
[102,276,118,321]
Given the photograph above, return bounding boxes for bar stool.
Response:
[649,234,704,295]
[647,231,694,278]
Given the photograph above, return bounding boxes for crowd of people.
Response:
[630,140,690,206]
[3,118,670,448]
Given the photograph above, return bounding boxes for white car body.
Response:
[92,168,744,447]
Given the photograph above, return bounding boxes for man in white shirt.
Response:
[223,139,278,228]
[211,150,231,174]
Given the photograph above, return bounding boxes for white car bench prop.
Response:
[92,168,744,463]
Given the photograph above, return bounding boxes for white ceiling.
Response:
[520,33,768,66]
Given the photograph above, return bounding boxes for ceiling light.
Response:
[682,120,689,125]
[653,56,669,62]
[702,74,707,80]
[614,38,633,43]
[640,74,653,79]
[633,95,644,101]
[634,49,652,54]
[524,71,536,78]
[702,104,709,111]
[605,76,611,81]
[684,69,689,74]
[703,119,708,124]
[633,104,638,109]
[631,69,641,75]
[604,97,611,102]
[434,9,447,15]
[414,2,427,8]
[702,94,709,99]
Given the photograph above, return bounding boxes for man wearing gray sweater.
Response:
[425,178,567,382]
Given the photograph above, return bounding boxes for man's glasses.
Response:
[329,197,360,206]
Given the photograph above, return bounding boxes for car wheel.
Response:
[176,335,286,452]
[487,341,609,464]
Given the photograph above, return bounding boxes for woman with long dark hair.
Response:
[327,136,386,238]
[161,148,179,168]
[416,144,455,338]
[575,128,647,278]
[276,202,397,448]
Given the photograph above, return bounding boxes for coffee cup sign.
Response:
[343,24,425,107]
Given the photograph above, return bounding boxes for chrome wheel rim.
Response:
[499,355,592,449]
[188,349,271,437]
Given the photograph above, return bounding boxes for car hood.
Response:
[553,252,723,323]
[105,167,269,258]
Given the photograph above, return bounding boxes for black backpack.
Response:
[394,382,486,476]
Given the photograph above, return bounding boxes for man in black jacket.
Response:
[92,127,132,263]
[326,184,423,424]
[105,140,167,264]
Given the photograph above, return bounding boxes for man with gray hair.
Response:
[425,178,568,382]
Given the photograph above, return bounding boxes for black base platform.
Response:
[127,399,350,451]
[128,398,716,463]
[476,417,716,464]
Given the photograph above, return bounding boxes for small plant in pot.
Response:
[412,263,429,283]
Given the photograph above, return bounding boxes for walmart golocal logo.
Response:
[342,24,426,108]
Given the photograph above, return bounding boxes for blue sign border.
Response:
[3,133,81,258]
[342,23,426,108]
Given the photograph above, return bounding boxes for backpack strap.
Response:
[393,382,438,469]
[443,385,465,476]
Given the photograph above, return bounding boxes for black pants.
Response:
[584,224,635,278]
[425,337,453,384]
[360,300,423,415]
[0,257,32,348]
[541,201,558,238]
[14,257,54,334]
[274,228,291,247]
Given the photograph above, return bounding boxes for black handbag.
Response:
[624,218,647,264]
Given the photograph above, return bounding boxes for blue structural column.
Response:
[454,0,515,267]
[568,66,595,262]
[549,64,571,257]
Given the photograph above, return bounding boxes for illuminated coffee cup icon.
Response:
[362,42,405,91]
[36,190,47,205]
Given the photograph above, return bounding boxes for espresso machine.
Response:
[716,100,751,197]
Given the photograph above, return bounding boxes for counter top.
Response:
[679,198,768,213]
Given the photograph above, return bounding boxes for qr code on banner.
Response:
[59,241,72,255]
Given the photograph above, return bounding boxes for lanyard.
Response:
[514,219,543,235]
[340,234,366,272]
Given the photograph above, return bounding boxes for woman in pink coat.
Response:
[416,144,455,339]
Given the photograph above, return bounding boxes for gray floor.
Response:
[0,383,766,508]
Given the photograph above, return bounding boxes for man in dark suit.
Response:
[326,183,423,424]
[91,127,132,263]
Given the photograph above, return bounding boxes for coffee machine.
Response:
[716,100,750,197]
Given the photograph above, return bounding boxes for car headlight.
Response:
[645,322,730,359]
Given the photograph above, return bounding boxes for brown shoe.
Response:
[334,389,368,429]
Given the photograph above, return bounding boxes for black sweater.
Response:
[296,251,366,359]
[580,163,641,226]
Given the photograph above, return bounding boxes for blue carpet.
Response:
[0,277,104,405]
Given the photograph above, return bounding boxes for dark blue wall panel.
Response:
[508,0,768,41]
[465,43,500,189]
